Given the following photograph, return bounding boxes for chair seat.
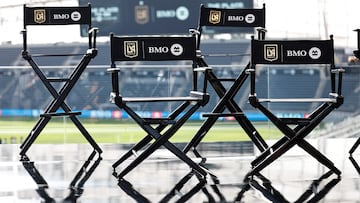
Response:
[31,53,84,57]
[122,91,208,103]
[257,98,337,103]
[143,118,176,125]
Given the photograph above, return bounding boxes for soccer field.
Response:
[0,118,281,144]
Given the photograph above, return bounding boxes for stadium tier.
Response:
[0,42,359,118]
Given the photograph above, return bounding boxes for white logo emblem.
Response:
[170,43,183,56]
[309,47,321,59]
[245,14,255,24]
[71,11,81,21]
[176,6,189,21]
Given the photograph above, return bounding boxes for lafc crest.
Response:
[209,10,221,24]
[124,41,138,58]
[34,9,46,24]
[135,5,149,24]
[264,44,278,62]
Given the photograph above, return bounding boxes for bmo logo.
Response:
[148,46,169,54]
[286,47,321,59]
[148,43,183,56]
[286,50,307,57]
[53,11,81,21]
[308,47,321,59]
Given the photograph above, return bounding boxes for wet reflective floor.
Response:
[1,138,359,203]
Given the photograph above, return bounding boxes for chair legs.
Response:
[19,53,102,202]
[235,171,341,202]
[21,150,102,202]
[165,61,268,202]
[112,99,210,202]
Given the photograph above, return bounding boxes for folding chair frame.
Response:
[164,4,268,202]
[349,29,360,157]
[19,4,102,157]
[235,170,340,203]
[19,4,102,201]
[21,150,102,202]
[236,35,344,202]
[108,33,210,202]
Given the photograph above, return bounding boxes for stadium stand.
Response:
[0,42,359,118]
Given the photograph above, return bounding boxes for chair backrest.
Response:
[110,34,196,62]
[354,29,360,59]
[194,4,266,48]
[251,36,334,65]
[22,4,96,52]
[249,35,341,99]
[110,33,205,97]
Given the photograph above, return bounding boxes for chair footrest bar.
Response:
[257,98,337,103]
[122,91,207,103]
[122,96,202,102]
[143,118,176,125]
[47,77,70,82]
[40,112,81,117]
[217,78,236,81]
[202,112,244,117]
[280,118,311,125]
[194,67,211,72]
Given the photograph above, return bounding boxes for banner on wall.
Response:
[79,0,254,36]
[0,108,306,122]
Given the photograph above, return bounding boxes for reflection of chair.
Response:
[349,156,360,175]
[108,34,210,202]
[165,4,268,202]
[19,4,102,157]
[22,151,102,202]
[19,4,102,201]
[236,35,344,201]
[247,171,340,203]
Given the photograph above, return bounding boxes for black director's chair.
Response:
[349,29,360,157]
[19,4,102,201]
[186,3,268,157]
[236,35,344,201]
[108,34,210,202]
[164,4,268,202]
[349,28,360,175]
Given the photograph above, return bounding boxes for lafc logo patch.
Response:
[34,9,46,24]
[264,44,278,62]
[209,10,221,24]
[124,41,138,58]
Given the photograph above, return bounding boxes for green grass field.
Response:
[0,117,282,144]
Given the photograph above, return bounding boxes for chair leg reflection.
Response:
[349,156,360,175]
[21,150,102,203]
[235,171,341,203]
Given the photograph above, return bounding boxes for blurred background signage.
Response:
[79,0,253,36]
